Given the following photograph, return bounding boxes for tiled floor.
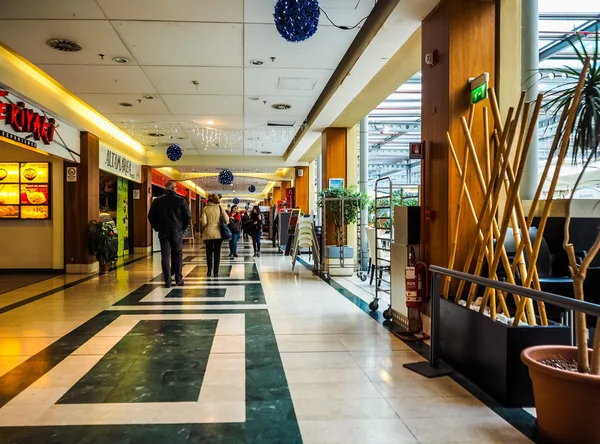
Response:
[0,241,533,443]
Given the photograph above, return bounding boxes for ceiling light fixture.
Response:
[147,132,165,137]
[271,103,292,110]
[119,102,133,107]
[113,57,130,64]
[46,39,82,52]
[249,97,259,101]
[250,60,264,66]
[207,121,215,125]
[143,95,155,100]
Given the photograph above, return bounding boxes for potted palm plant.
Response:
[87,220,118,273]
[521,34,600,444]
[318,185,368,276]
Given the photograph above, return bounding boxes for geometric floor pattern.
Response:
[0,240,533,443]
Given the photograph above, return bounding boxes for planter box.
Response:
[440,298,571,406]
[326,246,355,276]
[326,245,354,259]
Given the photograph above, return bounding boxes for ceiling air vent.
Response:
[47,39,82,52]
[271,103,292,111]
[147,132,165,137]
[267,121,296,127]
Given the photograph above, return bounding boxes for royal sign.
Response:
[0,91,56,145]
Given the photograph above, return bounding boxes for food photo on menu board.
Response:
[0,205,19,218]
[0,163,20,183]
[20,184,49,205]
[20,205,49,219]
[20,162,49,183]
[0,184,20,205]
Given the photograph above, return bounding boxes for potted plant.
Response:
[521,35,600,444]
[318,185,367,275]
[87,220,118,273]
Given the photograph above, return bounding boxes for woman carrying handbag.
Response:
[201,193,230,277]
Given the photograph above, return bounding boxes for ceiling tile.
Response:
[142,66,243,95]
[77,94,171,114]
[97,0,243,22]
[0,20,134,65]
[245,67,333,97]
[245,24,358,70]
[113,21,243,67]
[40,65,155,94]
[0,0,105,19]
[245,95,315,120]
[245,0,371,26]
[103,113,182,123]
[174,115,244,129]
[162,95,243,115]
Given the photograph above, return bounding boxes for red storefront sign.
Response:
[0,90,56,145]
[151,169,188,197]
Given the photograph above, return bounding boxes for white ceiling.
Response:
[0,0,372,159]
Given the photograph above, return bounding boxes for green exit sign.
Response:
[471,82,487,104]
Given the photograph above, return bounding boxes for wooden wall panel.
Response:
[273,186,282,204]
[133,166,152,250]
[422,0,496,274]
[295,166,309,213]
[322,127,348,245]
[64,132,100,266]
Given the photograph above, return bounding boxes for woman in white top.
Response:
[201,193,229,277]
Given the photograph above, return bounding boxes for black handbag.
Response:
[219,207,232,240]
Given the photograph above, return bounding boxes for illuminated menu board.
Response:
[0,162,50,219]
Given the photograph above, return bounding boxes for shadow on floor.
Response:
[0,272,63,295]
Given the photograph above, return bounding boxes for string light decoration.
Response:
[248,185,256,193]
[166,144,182,161]
[218,169,234,186]
[274,0,320,42]
[233,198,240,205]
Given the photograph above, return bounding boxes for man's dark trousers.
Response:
[159,231,183,284]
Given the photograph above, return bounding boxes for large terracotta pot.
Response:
[521,345,600,444]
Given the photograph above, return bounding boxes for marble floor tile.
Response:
[280,352,358,370]
[372,375,472,399]
[292,398,399,421]
[288,381,383,400]
[299,418,418,444]
[275,334,346,352]
[387,396,497,418]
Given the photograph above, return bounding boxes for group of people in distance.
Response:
[148,182,264,287]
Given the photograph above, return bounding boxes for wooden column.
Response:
[64,132,100,273]
[281,181,290,206]
[421,0,496,270]
[322,127,348,245]
[295,166,309,213]
[133,165,152,254]
[273,186,282,204]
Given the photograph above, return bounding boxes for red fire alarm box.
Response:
[410,142,424,159]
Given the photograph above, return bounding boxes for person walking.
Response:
[201,193,229,277]
[228,205,241,258]
[148,180,192,288]
[249,205,264,257]
[241,211,250,242]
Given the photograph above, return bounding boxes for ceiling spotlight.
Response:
[119,102,133,107]
[250,60,264,66]
[207,121,215,125]
[271,103,291,111]
[46,39,82,52]
[249,97,260,101]
[113,57,130,64]
[143,95,155,100]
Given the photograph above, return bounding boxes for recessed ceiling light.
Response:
[260,151,272,155]
[271,103,292,111]
[113,57,130,64]
[250,60,264,66]
[143,95,155,100]
[249,97,259,101]
[119,102,133,107]
[207,121,215,125]
[46,39,82,52]
[147,132,165,137]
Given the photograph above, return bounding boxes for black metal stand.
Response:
[403,274,453,378]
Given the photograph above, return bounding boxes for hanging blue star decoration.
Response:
[233,197,240,205]
[218,169,234,186]
[166,144,183,162]
[245,205,250,211]
[274,0,320,43]
[248,184,256,193]
[217,193,222,199]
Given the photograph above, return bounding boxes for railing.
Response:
[404,265,600,378]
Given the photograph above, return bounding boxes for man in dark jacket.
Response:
[148,180,192,287]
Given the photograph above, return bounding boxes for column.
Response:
[359,117,369,271]
[273,186,282,205]
[133,165,153,254]
[294,166,309,213]
[308,160,316,217]
[281,181,290,207]
[520,0,538,199]
[322,127,348,245]
[64,132,100,273]
[346,125,358,252]
[421,0,496,268]
[316,154,322,225]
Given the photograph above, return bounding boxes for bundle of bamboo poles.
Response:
[442,62,589,327]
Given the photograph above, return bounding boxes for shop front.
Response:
[99,143,142,259]
[0,87,80,271]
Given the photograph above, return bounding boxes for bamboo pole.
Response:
[456,106,516,302]
[443,105,475,298]
[447,138,511,317]
[466,93,526,307]
[483,107,497,319]
[512,58,591,329]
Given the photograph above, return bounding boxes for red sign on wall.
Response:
[151,169,188,197]
[0,91,56,145]
[409,142,424,159]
